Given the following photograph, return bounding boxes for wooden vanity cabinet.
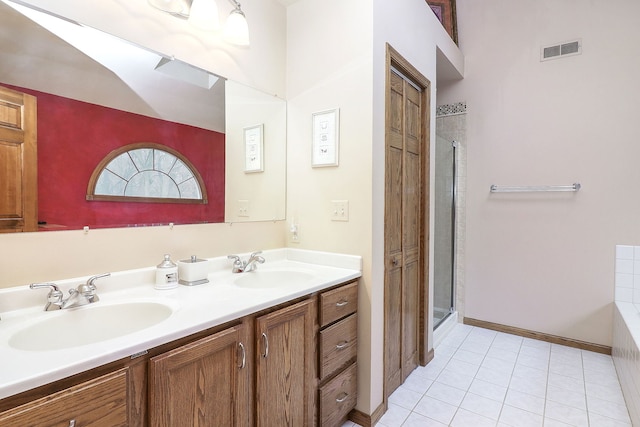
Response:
[0,278,359,427]
[148,320,251,427]
[0,368,130,426]
[317,280,358,427]
[255,298,316,426]
[146,298,317,427]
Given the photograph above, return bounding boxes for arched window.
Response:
[87,143,207,204]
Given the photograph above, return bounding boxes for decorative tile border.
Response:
[436,101,467,117]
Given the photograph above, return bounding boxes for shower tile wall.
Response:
[435,103,467,320]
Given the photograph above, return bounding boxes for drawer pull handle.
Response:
[336,341,349,350]
[336,300,349,307]
[238,342,246,369]
[336,392,349,403]
[261,332,269,358]
[69,421,76,427]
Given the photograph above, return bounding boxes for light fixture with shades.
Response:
[148,0,249,47]
[223,0,249,46]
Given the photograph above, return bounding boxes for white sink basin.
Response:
[9,301,174,351]
[233,270,314,289]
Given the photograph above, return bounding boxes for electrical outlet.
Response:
[331,200,349,221]
[238,200,250,217]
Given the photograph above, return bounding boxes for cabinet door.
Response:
[256,298,316,427]
[0,85,37,233]
[149,323,250,427]
[0,368,129,426]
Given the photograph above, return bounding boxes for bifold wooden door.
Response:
[384,45,430,399]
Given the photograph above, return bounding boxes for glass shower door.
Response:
[433,135,456,329]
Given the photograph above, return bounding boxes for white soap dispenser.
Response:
[155,254,178,290]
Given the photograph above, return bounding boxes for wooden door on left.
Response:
[0,85,37,233]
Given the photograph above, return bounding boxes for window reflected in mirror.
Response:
[88,143,207,204]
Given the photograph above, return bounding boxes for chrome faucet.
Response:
[30,273,110,311]
[227,251,265,273]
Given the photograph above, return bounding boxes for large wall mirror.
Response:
[0,0,286,231]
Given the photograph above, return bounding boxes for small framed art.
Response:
[311,108,339,167]
[244,124,263,173]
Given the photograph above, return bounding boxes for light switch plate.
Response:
[331,200,349,221]
[289,222,300,243]
[238,200,250,217]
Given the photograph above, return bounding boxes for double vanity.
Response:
[0,248,361,426]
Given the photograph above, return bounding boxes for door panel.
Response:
[384,71,406,393]
[402,85,422,379]
[0,85,37,232]
[385,267,403,393]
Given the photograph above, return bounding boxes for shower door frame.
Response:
[434,138,457,330]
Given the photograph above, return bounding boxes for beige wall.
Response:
[438,0,640,346]
[0,222,285,287]
[285,0,375,412]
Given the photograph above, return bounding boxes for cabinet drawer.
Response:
[319,363,357,427]
[319,313,357,380]
[0,368,129,426]
[319,281,358,327]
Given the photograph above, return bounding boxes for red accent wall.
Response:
[5,84,225,230]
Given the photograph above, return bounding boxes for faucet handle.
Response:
[227,255,245,273]
[86,273,110,290]
[30,283,63,311]
[30,282,61,294]
[250,251,263,258]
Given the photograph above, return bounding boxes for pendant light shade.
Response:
[148,0,184,14]
[188,0,220,31]
[149,0,250,47]
[223,7,249,47]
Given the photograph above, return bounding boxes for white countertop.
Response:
[0,248,362,400]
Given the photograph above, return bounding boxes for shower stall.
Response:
[432,102,466,338]
[433,135,457,329]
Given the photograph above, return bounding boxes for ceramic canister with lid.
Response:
[155,254,178,290]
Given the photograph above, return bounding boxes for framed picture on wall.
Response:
[311,108,340,167]
[426,0,458,45]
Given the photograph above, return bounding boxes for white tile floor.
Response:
[342,323,632,427]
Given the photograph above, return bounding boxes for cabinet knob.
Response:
[69,420,76,427]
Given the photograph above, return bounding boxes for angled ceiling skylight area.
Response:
[0,0,225,131]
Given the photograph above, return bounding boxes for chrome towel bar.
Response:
[490,183,581,193]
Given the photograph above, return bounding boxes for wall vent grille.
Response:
[541,39,582,61]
